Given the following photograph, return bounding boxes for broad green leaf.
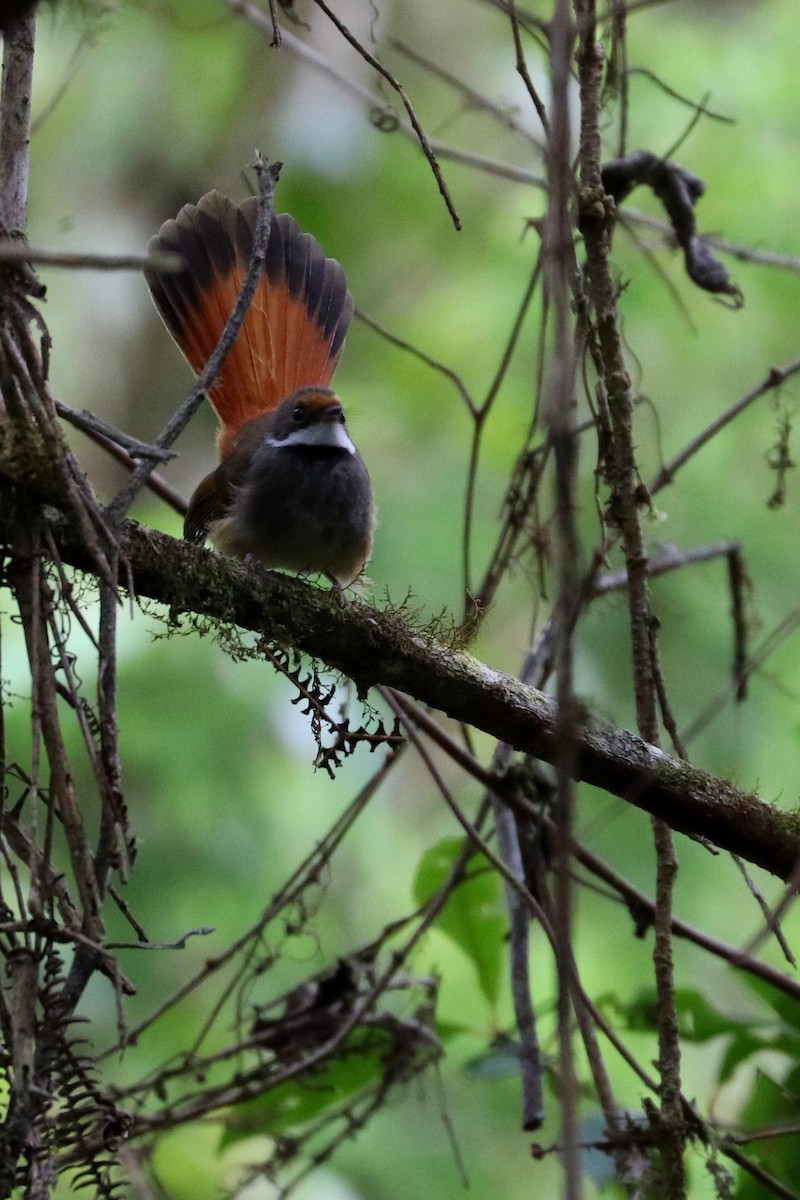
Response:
[413,837,506,1010]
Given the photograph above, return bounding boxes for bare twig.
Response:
[577,5,686,1192]
[508,0,550,134]
[625,66,735,126]
[107,153,281,522]
[55,399,187,514]
[308,0,461,230]
[463,254,543,610]
[0,241,183,271]
[593,540,742,594]
[570,833,800,1002]
[355,307,476,416]
[391,38,545,145]
[650,358,800,493]
[543,1,582,1192]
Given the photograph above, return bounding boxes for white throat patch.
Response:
[268,421,356,454]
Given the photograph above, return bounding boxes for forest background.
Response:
[4,0,800,1197]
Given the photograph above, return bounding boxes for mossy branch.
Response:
[1,452,797,883]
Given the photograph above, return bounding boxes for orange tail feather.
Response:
[145,190,354,457]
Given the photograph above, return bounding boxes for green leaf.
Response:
[719,1030,771,1084]
[734,1067,800,1200]
[744,973,800,1032]
[600,987,758,1043]
[413,837,506,1010]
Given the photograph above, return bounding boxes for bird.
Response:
[144,189,375,587]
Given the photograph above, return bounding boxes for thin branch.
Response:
[462,254,544,610]
[544,0,581,1190]
[577,5,686,1191]
[427,140,547,189]
[231,0,468,236]
[97,749,401,1060]
[626,67,734,125]
[0,241,182,272]
[621,208,800,273]
[569,834,800,1002]
[308,0,461,230]
[355,307,476,416]
[593,540,742,594]
[479,0,550,34]
[391,38,545,145]
[55,400,176,462]
[650,358,800,493]
[30,22,95,134]
[682,602,800,746]
[4,468,797,877]
[54,400,186,514]
[107,153,281,522]
[508,0,550,134]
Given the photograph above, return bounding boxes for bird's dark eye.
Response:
[292,405,304,422]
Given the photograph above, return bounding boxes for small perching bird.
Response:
[145,189,375,587]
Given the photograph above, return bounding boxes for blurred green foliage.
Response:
[413,838,506,1013]
[6,0,800,1195]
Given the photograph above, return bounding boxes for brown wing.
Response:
[145,190,354,457]
[183,468,231,545]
